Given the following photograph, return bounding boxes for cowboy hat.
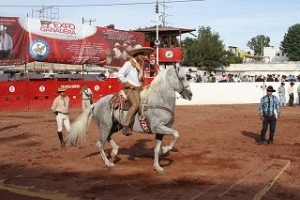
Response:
[126,44,154,56]
[0,24,7,31]
[266,85,276,92]
[114,42,121,47]
[57,87,67,93]
[122,40,131,47]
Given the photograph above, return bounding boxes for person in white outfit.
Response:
[80,83,93,111]
[51,87,71,147]
[277,82,286,106]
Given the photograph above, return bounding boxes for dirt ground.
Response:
[1,104,300,200]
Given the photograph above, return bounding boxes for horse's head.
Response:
[172,64,193,100]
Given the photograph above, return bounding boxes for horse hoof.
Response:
[154,168,166,175]
[108,165,116,170]
[156,170,166,175]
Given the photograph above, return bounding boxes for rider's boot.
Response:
[57,131,66,147]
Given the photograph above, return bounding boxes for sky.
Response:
[1,0,300,52]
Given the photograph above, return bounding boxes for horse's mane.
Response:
[141,68,172,105]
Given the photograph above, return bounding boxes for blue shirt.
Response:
[259,95,280,116]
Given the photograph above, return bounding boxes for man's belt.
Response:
[57,111,69,115]
[264,113,274,117]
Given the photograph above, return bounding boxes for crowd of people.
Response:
[186,70,300,83]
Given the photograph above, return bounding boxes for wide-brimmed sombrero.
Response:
[126,44,154,56]
[57,87,67,93]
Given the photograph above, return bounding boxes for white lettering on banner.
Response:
[9,86,15,93]
[52,22,76,30]
[39,85,45,92]
[40,22,76,36]
[18,18,98,40]
[40,26,76,35]
[61,85,80,89]
[94,85,100,91]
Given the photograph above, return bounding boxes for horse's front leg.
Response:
[153,126,179,174]
[159,128,179,155]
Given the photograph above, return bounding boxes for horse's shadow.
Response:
[241,130,260,142]
[84,138,176,167]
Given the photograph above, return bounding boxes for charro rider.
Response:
[116,44,154,136]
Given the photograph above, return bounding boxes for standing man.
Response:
[258,86,280,145]
[278,82,286,106]
[80,83,93,111]
[0,24,13,59]
[297,83,300,106]
[116,44,154,136]
[288,82,295,106]
[51,87,70,147]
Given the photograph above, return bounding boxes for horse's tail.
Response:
[67,104,95,144]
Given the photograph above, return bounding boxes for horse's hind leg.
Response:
[154,134,165,174]
[96,123,120,170]
[107,124,120,159]
[96,139,116,170]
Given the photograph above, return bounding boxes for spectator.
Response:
[208,73,215,83]
[8,71,16,81]
[266,74,274,82]
[297,83,300,106]
[228,74,235,82]
[194,74,202,83]
[278,82,286,107]
[97,72,107,81]
[288,82,295,106]
[186,68,193,81]
[149,54,156,77]
[219,74,229,83]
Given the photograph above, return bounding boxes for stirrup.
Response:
[122,127,133,136]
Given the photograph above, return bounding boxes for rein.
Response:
[174,67,189,98]
[139,101,174,128]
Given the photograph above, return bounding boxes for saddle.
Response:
[109,90,132,111]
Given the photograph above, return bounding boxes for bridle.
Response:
[174,66,190,99]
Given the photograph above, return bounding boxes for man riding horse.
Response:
[116,44,154,136]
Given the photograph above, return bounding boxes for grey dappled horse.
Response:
[68,65,193,174]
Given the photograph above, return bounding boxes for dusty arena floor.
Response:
[0,104,300,200]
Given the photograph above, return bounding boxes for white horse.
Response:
[67,65,193,174]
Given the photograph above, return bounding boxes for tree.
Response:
[224,51,243,64]
[182,26,229,73]
[247,35,270,56]
[280,23,300,61]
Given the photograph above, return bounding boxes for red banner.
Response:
[0,17,144,67]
